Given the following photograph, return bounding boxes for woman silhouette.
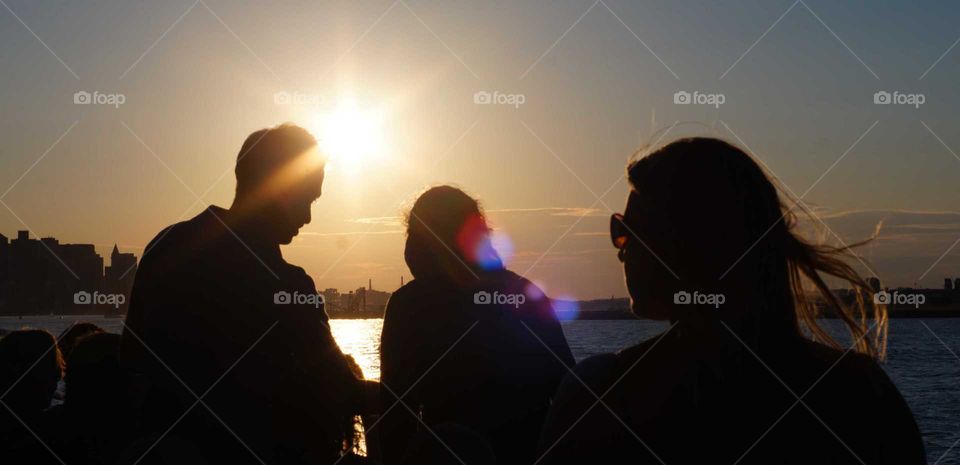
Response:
[538,138,925,465]
[379,185,574,465]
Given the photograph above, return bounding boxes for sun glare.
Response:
[309,100,386,175]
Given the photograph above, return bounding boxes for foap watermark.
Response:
[274,290,325,308]
[873,91,925,109]
[74,91,125,108]
[874,290,925,308]
[473,90,525,109]
[273,91,324,106]
[474,290,526,309]
[74,291,125,308]
[673,290,725,309]
[673,90,725,108]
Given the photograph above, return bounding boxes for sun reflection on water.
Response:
[329,319,383,381]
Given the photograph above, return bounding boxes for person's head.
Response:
[58,322,104,361]
[612,137,885,356]
[64,333,123,412]
[232,123,324,244]
[404,186,502,284]
[0,329,63,414]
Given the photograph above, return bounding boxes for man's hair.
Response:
[235,123,320,198]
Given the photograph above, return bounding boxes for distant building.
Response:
[0,231,137,315]
[322,288,342,313]
[103,244,137,312]
[317,281,393,318]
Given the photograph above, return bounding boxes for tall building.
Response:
[103,245,137,314]
[946,278,954,291]
[0,233,8,309]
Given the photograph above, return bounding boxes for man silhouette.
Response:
[120,124,371,464]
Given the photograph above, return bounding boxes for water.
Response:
[2,317,958,464]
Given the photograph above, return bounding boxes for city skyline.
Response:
[0,229,137,314]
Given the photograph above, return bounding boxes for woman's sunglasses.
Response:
[610,213,630,262]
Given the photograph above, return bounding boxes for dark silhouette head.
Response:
[613,137,885,356]
[64,333,123,412]
[58,322,104,361]
[231,123,324,245]
[0,329,63,415]
[404,186,502,284]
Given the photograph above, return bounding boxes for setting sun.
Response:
[309,99,387,175]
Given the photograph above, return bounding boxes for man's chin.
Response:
[279,232,297,245]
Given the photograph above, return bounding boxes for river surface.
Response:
[3,316,958,464]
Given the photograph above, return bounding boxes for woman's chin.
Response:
[630,299,671,320]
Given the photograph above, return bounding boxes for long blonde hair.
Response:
[626,137,887,358]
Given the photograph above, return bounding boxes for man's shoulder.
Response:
[142,209,218,259]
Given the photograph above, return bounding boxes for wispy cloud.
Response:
[297,230,404,237]
[487,207,606,217]
[347,216,403,226]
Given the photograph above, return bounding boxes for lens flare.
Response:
[553,294,580,321]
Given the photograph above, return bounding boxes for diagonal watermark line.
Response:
[117,126,275,281]
[123,320,278,465]
[121,120,280,279]
[720,120,880,279]
[798,0,879,81]
[722,321,876,465]
[0,199,80,280]
[198,0,282,82]
[920,321,960,363]
[0,321,80,465]
[722,0,879,80]
[121,120,202,198]
[720,0,800,80]
[919,34,960,80]
[318,0,401,83]
[380,384,469,465]
[918,236,960,283]
[527,321,677,465]
[409,210,480,280]
[520,0,601,80]
[314,119,481,284]
[121,0,201,80]
[0,320,77,400]
[520,120,608,208]
[800,120,879,200]
[935,437,960,465]
[720,120,879,280]
[518,119,680,280]
[598,0,679,80]
[1,120,79,200]
[915,120,960,279]
[206,209,281,280]
[0,401,67,465]
[0,0,79,80]
[367,320,479,435]
[399,0,481,81]
[921,120,960,164]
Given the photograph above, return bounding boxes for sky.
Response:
[1,0,959,299]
